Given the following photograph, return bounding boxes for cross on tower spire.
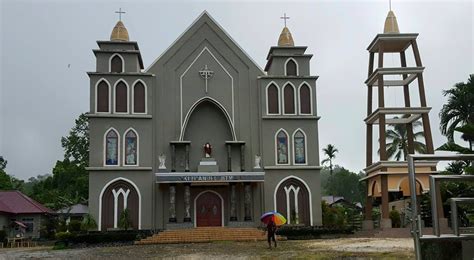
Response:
[280,13,290,27]
[115,8,126,21]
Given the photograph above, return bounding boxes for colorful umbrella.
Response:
[260,211,287,226]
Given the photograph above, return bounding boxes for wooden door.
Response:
[196,192,222,227]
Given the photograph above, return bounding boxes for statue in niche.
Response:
[254,154,261,169]
[204,142,212,158]
[158,154,166,169]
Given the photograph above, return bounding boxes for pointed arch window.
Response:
[124,129,138,166]
[105,130,119,165]
[276,130,289,164]
[286,59,297,76]
[97,80,109,113]
[133,82,146,113]
[110,54,123,73]
[293,130,306,164]
[299,84,311,114]
[267,83,279,114]
[283,84,295,114]
[115,81,128,113]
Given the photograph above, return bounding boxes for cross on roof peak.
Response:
[280,13,290,27]
[115,8,126,21]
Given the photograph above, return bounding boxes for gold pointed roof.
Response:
[110,21,129,41]
[278,27,294,47]
[384,10,400,33]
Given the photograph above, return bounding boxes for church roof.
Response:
[384,10,400,34]
[0,191,53,214]
[277,27,294,47]
[110,20,130,41]
[145,11,264,74]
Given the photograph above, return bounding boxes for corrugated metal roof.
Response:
[0,191,53,214]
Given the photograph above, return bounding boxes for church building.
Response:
[87,11,322,230]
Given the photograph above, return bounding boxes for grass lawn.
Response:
[0,238,415,259]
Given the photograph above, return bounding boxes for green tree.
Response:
[0,156,24,190]
[322,166,365,203]
[322,144,338,175]
[61,113,89,167]
[27,113,89,209]
[119,208,132,230]
[439,75,474,147]
[385,118,426,161]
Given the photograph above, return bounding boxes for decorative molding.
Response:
[109,53,125,73]
[282,82,297,115]
[265,81,281,115]
[273,175,313,226]
[179,47,234,138]
[94,78,111,114]
[98,177,142,231]
[284,57,299,76]
[131,79,148,115]
[87,166,152,171]
[113,79,130,114]
[297,82,314,115]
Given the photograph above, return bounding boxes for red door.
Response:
[196,192,222,227]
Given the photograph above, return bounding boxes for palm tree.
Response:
[439,75,474,146]
[322,144,338,175]
[385,118,426,161]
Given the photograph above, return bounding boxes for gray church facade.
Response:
[87,12,322,231]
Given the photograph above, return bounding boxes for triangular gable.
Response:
[145,11,265,74]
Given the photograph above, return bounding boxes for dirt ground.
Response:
[0,238,415,260]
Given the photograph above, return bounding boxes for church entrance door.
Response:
[195,191,222,227]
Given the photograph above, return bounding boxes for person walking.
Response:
[266,219,277,249]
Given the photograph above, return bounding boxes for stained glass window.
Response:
[276,130,289,164]
[125,130,137,165]
[106,130,118,165]
[294,130,306,164]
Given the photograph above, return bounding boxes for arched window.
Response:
[133,82,146,113]
[267,83,279,114]
[283,84,295,114]
[276,130,289,164]
[97,80,109,113]
[299,84,311,114]
[115,81,128,113]
[286,59,297,76]
[105,130,119,165]
[124,129,138,166]
[293,130,306,164]
[110,54,123,73]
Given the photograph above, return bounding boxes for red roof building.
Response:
[0,191,53,239]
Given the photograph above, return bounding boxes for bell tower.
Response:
[362,9,437,229]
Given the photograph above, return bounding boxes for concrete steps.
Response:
[136,227,284,244]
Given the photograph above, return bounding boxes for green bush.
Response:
[55,231,76,241]
[322,201,346,229]
[389,209,401,228]
[276,226,353,240]
[119,209,132,230]
[56,220,67,233]
[0,230,6,246]
[68,220,82,232]
[81,214,97,232]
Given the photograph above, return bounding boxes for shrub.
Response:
[276,226,353,240]
[0,230,6,246]
[389,209,401,228]
[68,220,82,232]
[119,209,132,230]
[81,214,97,232]
[55,231,76,241]
[322,201,346,229]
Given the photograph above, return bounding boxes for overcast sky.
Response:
[1,0,473,180]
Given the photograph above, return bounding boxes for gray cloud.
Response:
[1,0,473,180]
